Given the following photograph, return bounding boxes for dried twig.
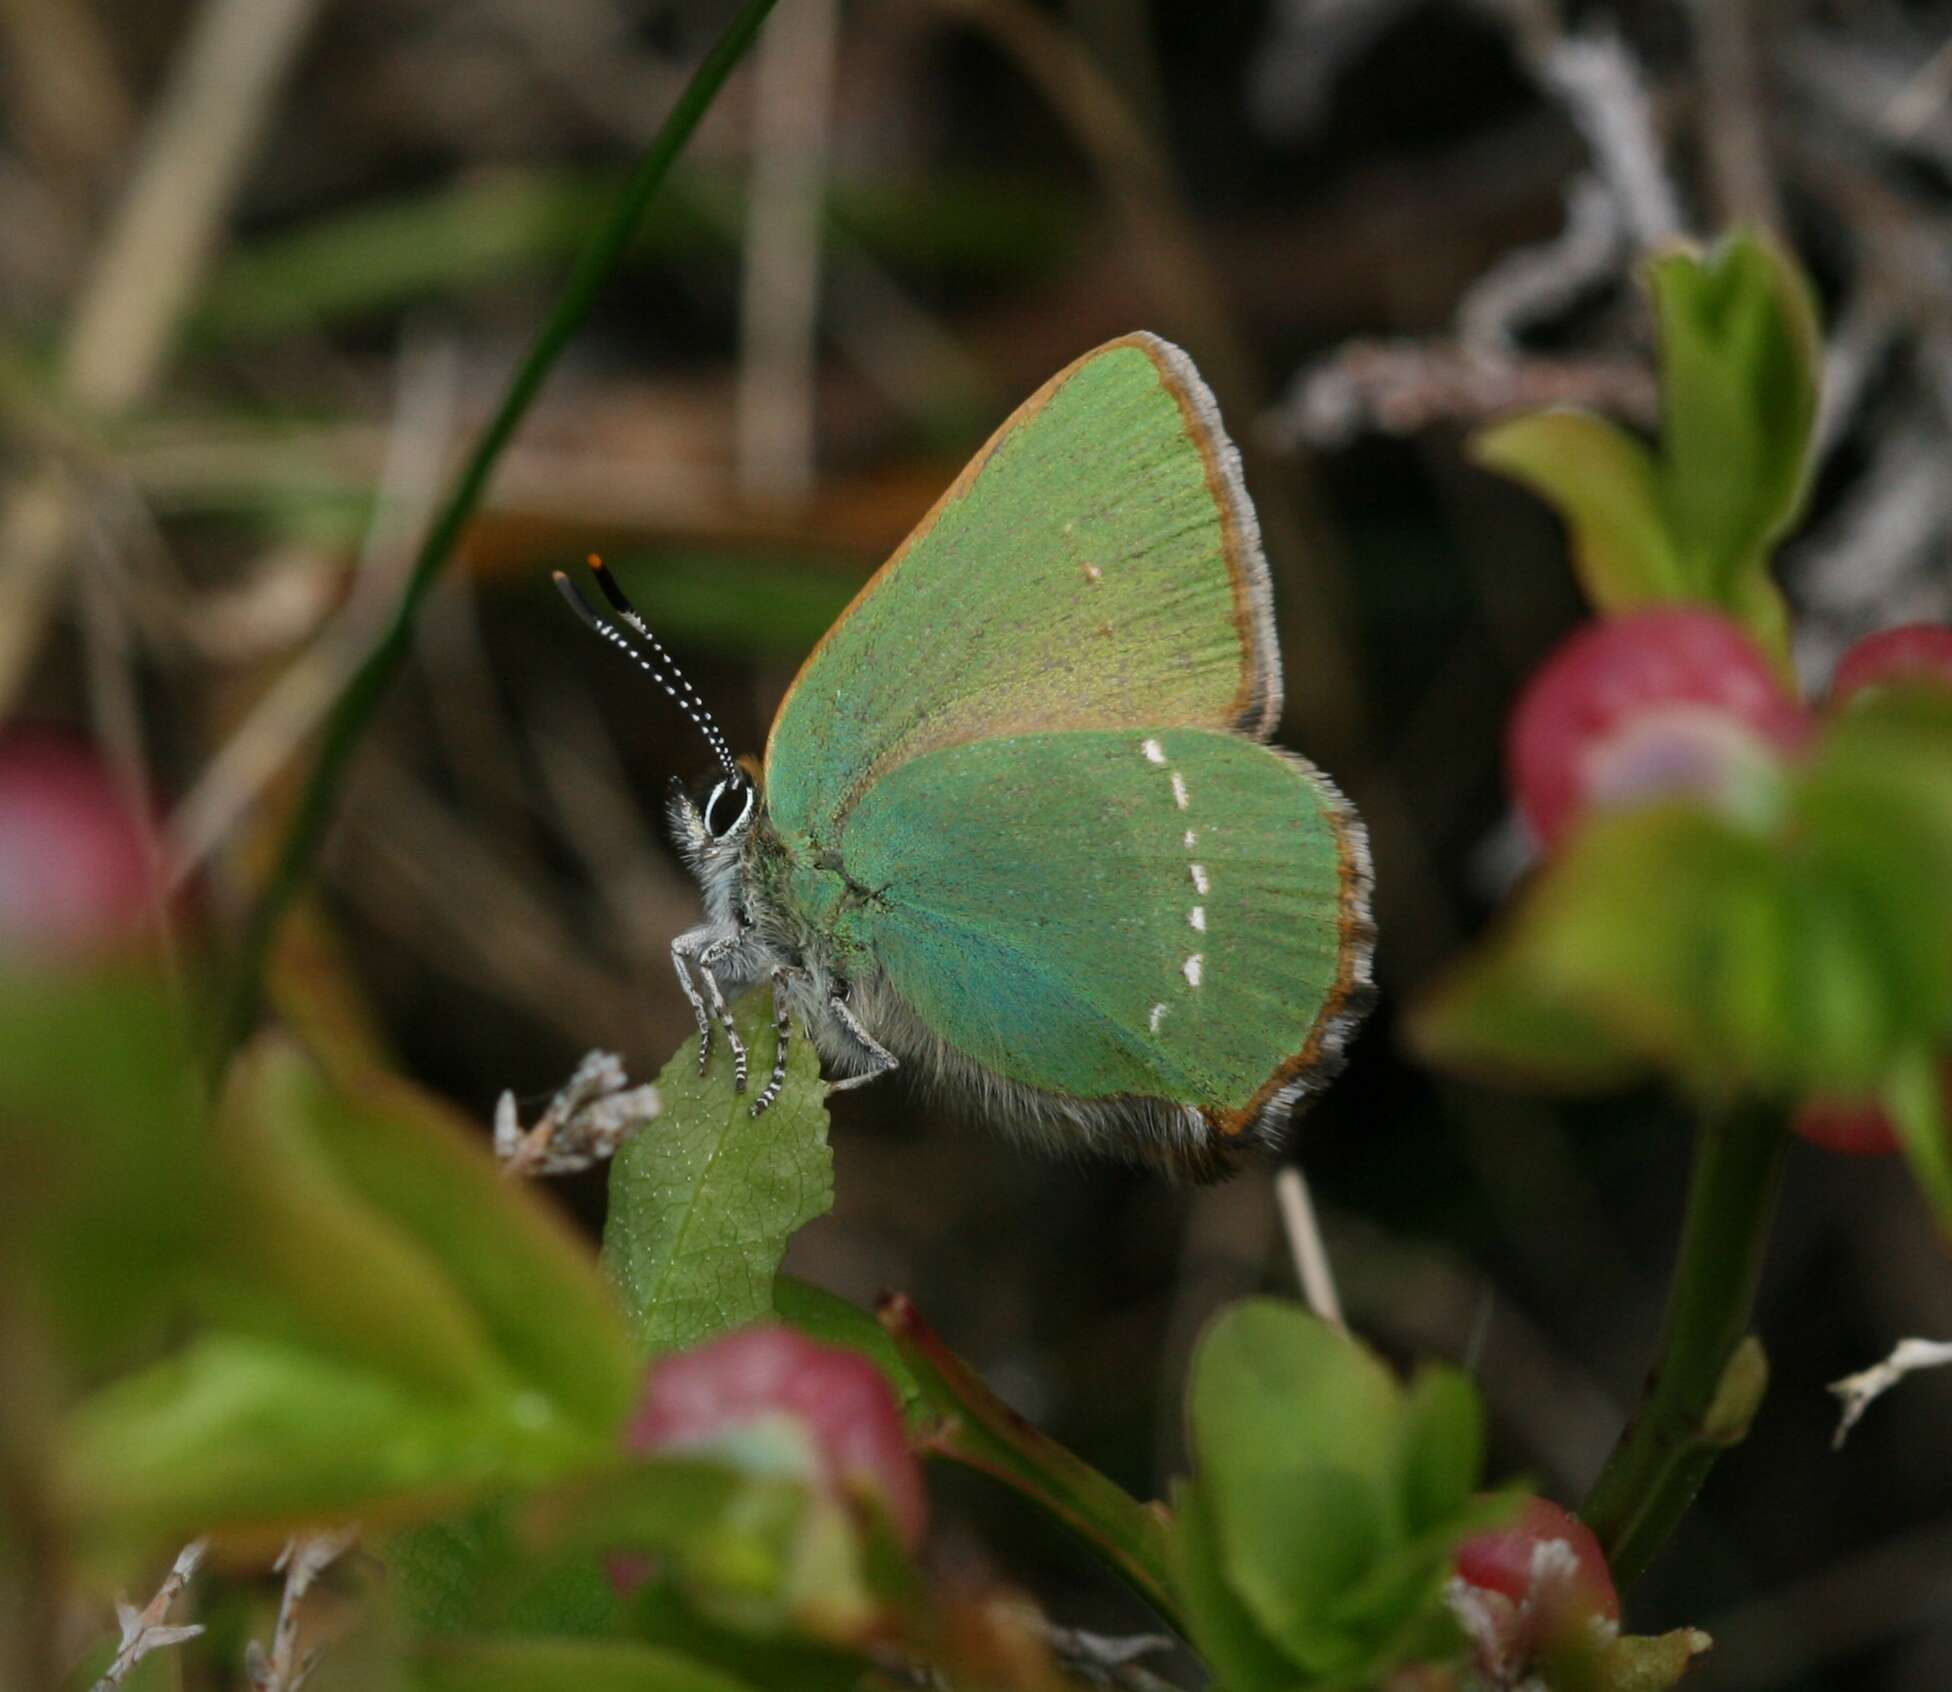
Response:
[1829,1338,1952,1450]
[1266,338,1655,449]
[163,332,459,890]
[497,1049,661,1177]
[243,1528,356,1692]
[90,1539,208,1691]
[1456,174,1622,354]
[1473,0,1683,245]
[1022,1615,1179,1691]
[1275,1165,1347,1334]
[736,0,840,501]
[0,0,326,714]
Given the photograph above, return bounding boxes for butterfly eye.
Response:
[703,777,753,840]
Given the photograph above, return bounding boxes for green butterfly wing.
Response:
[832,728,1371,1136]
[763,334,1279,847]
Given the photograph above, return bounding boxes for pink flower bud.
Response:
[626,1324,925,1551]
[1508,610,1809,850]
[1829,624,1952,703]
[1454,1497,1618,1624]
[0,732,160,960]
[1450,1497,1620,1686]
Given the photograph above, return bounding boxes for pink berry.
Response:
[1455,1496,1619,1624]
[626,1323,925,1551]
[1508,610,1809,850]
[0,731,160,960]
[1830,624,1952,703]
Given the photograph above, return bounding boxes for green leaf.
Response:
[1592,1627,1713,1692]
[0,968,215,1368]
[383,1504,621,1637]
[404,1636,760,1692]
[1169,1480,1305,1692]
[1406,948,1645,1094]
[1470,230,1819,665]
[772,1277,923,1422]
[1187,1302,1403,1674]
[1413,685,1952,1101]
[1470,412,1684,613]
[59,1333,598,1559]
[208,1042,511,1402]
[1398,1365,1484,1535]
[1887,1047,1952,1236]
[278,1051,639,1436]
[1649,232,1819,598]
[604,996,832,1355]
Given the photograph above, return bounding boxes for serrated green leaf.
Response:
[1471,411,1685,613]
[604,995,832,1355]
[404,1636,759,1692]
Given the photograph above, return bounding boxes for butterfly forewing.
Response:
[832,728,1368,1132]
[763,335,1278,847]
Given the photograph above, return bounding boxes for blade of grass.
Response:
[213,0,780,1070]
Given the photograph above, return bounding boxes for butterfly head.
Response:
[669,765,758,871]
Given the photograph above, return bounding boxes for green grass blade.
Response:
[214,0,780,1068]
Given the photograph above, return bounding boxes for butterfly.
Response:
[557,333,1374,1179]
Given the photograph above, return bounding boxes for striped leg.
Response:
[827,988,898,1092]
[750,968,797,1117]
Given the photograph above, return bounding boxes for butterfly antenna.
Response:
[553,556,738,775]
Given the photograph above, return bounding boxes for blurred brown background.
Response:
[5,2,1952,1685]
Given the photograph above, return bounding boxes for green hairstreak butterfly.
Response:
[557,333,1374,1179]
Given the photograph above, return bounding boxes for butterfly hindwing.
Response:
[764,335,1279,847]
[832,727,1371,1135]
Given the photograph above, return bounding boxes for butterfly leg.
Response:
[750,967,797,1117]
[826,988,898,1092]
[696,935,748,1092]
[671,923,747,1087]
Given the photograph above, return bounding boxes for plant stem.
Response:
[879,1294,1186,1636]
[1579,1098,1789,1587]
[213,0,780,1069]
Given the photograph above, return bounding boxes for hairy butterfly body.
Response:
[559,333,1374,1179]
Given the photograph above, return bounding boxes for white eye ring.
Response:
[703,777,755,840]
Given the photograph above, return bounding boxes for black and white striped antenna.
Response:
[553,555,739,776]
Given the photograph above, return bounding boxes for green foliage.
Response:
[0,969,214,1368]
[1472,229,1819,665]
[604,996,833,1356]
[55,1034,639,1562]
[401,1636,760,1692]
[1412,688,1952,1226]
[1171,1300,1503,1690]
